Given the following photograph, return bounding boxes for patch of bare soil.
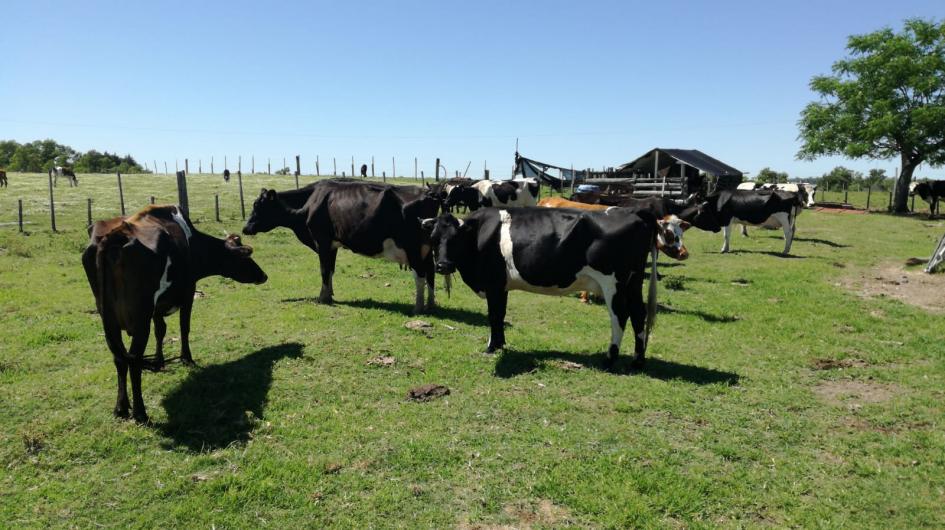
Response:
[407,384,450,402]
[814,379,897,407]
[841,263,945,313]
[458,499,573,530]
[811,358,869,370]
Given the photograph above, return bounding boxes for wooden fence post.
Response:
[866,186,872,210]
[185,159,189,175]
[888,191,893,211]
[844,185,848,204]
[252,156,255,174]
[316,155,321,176]
[211,156,214,175]
[18,199,23,232]
[351,156,355,178]
[117,172,125,216]
[153,160,158,174]
[392,157,395,181]
[268,158,271,175]
[435,158,440,181]
[164,162,168,175]
[47,170,57,232]
[371,156,375,178]
[176,170,190,217]
[415,157,418,180]
[238,170,245,219]
[225,156,228,172]
[238,155,242,175]
[295,154,301,179]
[199,159,202,173]
[87,198,92,227]
[333,157,337,176]
[215,194,220,222]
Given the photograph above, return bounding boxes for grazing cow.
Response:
[0,170,7,187]
[53,166,78,187]
[444,178,539,211]
[910,181,945,217]
[242,179,441,313]
[421,207,690,368]
[686,189,802,254]
[82,205,267,422]
[223,169,231,182]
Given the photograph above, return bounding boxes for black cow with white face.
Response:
[242,179,441,313]
[685,189,802,255]
[910,181,945,217]
[422,207,690,369]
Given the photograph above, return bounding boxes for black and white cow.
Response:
[444,178,539,211]
[686,189,802,255]
[910,181,945,217]
[737,182,815,208]
[53,166,78,187]
[421,207,690,369]
[242,179,441,313]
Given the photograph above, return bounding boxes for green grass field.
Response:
[1,172,944,528]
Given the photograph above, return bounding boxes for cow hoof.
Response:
[131,410,150,424]
[317,296,334,305]
[113,407,130,419]
[629,357,646,371]
[180,358,197,368]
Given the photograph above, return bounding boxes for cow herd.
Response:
[82,176,823,422]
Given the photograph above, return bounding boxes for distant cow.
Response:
[444,178,539,211]
[686,189,802,255]
[360,164,368,178]
[910,181,945,217]
[223,169,231,182]
[738,182,816,208]
[0,170,7,187]
[242,179,441,313]
[82,205,267,422]
[53,166,78,187]
[421,207,690,369]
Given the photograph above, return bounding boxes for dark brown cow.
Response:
[0,170,7,188]
[82,205,267,422]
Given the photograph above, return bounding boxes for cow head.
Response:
[420,213,469,274]
[445,186,482,212]
[910,182,932,202]
[220,234,268,284]
[655,215,691,260]
[243,189,285,235]
[679,200,723,233]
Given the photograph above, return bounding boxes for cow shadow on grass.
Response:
[726,249,806,259]
[158,342,304,451]
[493,349,739,385]
[657,304,739,323]
[757,234,849,248]
[334,299,489,326]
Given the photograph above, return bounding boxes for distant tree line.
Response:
[754,166,901,191]
[0,139,150,174]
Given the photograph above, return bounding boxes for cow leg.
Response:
[152,316,167,368]
[316,247,337,304]
[127,325,152,423]
[411,269,425,314]
[626,273,648,369]
[740,224,749,237]
[113,357,130,418]
[179,295,196,366]
[773,212,794,255]
[600,277,625,369]
[424,254,436,311]
[485,289,508,353]
[721,223,733,253]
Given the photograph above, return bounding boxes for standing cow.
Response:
[444,178,539,211]
[421,207,690,369]
[0,170,7,187]
[82,205,268,422]
[53,166,78,187]
[242,179,441,313]
[910,181,945,217]
[686,189,802,255]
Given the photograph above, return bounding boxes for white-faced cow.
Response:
[444,178,539,211]
[52,166,78,187]
[910,181,945,217]
[242,179,441,313]
[686,189,802,255]
[82,205,268,422]
[421,207,690,369]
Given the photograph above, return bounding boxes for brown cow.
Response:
[0,170,7,187]
[82,205,267,422]
[538,196,609,211]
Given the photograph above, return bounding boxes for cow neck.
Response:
[276,189,313,234]
[188,231,228,280]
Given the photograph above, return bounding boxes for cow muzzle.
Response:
[661,245,689,261]
[435,261,456,274]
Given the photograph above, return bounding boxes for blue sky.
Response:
[1,0,942,179]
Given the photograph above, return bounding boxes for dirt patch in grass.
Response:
[811,358,869,370]
[814,379,897,407]
[841,263,945,313]
[459,499,573,529]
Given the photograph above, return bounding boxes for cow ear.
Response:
[679,220,692,231]
[266,189,277,200]
[420,218,437,232]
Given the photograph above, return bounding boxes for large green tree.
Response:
[755,167,789,184]
[797,18,945,212]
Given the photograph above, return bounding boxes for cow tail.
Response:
[646,245,658,341]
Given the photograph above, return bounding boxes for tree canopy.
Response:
[755,167,789,184]
[797,18,945,211]
[0,139,149,174]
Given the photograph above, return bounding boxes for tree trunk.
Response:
[892,154,919,213]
